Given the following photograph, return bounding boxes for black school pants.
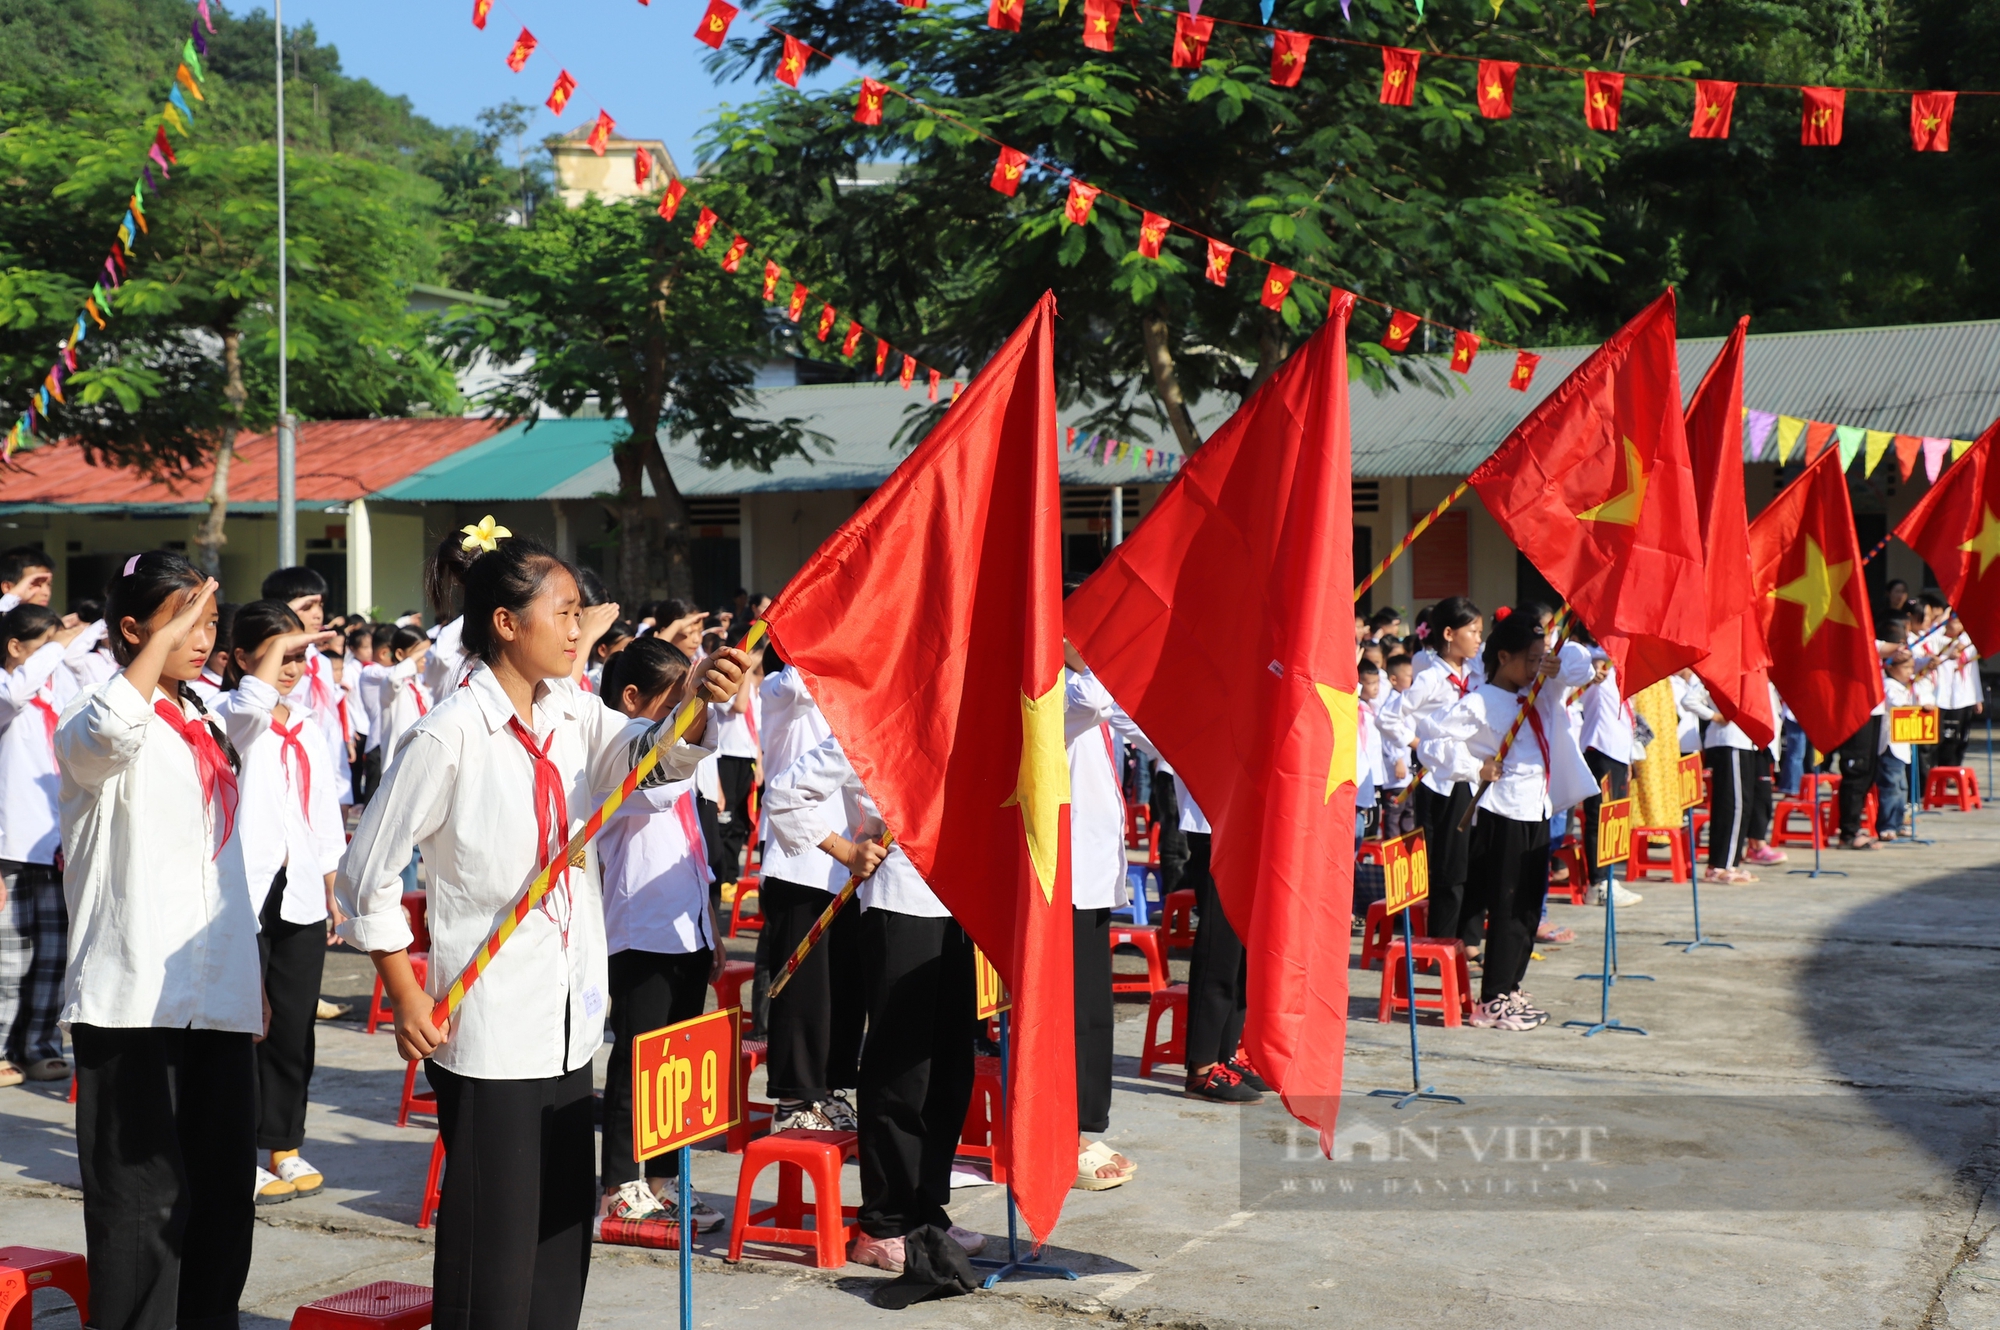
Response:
[1413,781,1480,949]
[758,877,863,1103]
[1937,707,1975,768]
[1151,769,1188,897]
[1183,832,1247,1073]
[1837,718,1882,840]
[1747,749,1775,841]
[601,948,712,1188]
[1468,813,1550,1003]
[72,1023,256,1330]
[427,1061,595,1330]
[1704,747,1752,870]
[1074,906,1113,1135]
[256,871,325,1152]
[714,755,757,882]
[857,909,975,1239]
[1580,750,1630,885]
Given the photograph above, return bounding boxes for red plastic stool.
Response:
[1163,889,1195,950]
[1628,828,1690,883]
[1924,766,1983,811]
[0,1248,88,1330]
[1124,804,1149,850]
[367,955,427,1035]
[290,1282,432,1330]
[726,875,764,938]
[1357,840,1384,865]
[417,1135,445,1229]
[1818,789,1879,841]
[712,960,755,1021]
[1547,839,1588,906]
[726,1129,860,1269]
[1771,796,1820,847]
[957,1055,1008,1185]
[1689,808,1710,852]
[400,893,430,957]
[1146,823,1161,868]
[1139,984,1188,1079]
[1360,900,1428,969]
[1108,924,1169,995]
[397,1060,436,1128]
[1376,938,1473,1028]
[726,1039,775,1154]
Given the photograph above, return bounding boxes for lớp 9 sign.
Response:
[633,1007,741,1161]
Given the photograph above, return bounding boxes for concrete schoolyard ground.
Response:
[7,800,2000,1329]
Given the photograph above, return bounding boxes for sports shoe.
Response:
[947,1225,987,1255]
[1470,997,1541,1031]
[255,1166,296,1205]
[771,1101,841,1132]
[1184,1064,1261,1103]
[1502,992,1549,1026]
[649,1189,727,1233]
[820,1091,860,1132]
[1701,867,1737,884]
[1743,844,1788,866]
[1607,882,1642,906]
[271,1150,323,1195]
[315,999,352,1020]
[850,1231,906,1273]
[1225,1052,1271,1093]
[601,1179,668,1221]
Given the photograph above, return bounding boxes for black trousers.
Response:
[352,745,383,805]
[1580,749,1630,885]
[601,948,713,1187]
[1073,906,1112,1135]
[1837,718,1882,840]
[1183,833,1247,1073]
[1937,707,1976,768]
[857,909,975,1238]
[1469,814,1550,1003]
[696,799,726,912]
[427,1062,595,1330]
[1151,769,1188,898]
[1376,789,1416,839]
[1704,747,1752,870]
[73,1024,256,1330]
[1747,749,1775,841]
[758,877,862,1103]
[1413,781,1480,949]
[714,755,757,882]
[256,872,325,1152]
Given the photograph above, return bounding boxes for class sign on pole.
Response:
[1381,830,1431,915]
[1890,706,1940,746]
[1677,753,1704,811]
[634,1007,741,1161]
[974,946,1011,1021]
[1598,795,1634,866]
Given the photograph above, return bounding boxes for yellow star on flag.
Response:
[1769,534,1859,644]
[1314,683,1359,803]
[1959,505,2000,578]
[1486,82,1502,101]
[1000,679,1072,903]
[1573,435,1648,526]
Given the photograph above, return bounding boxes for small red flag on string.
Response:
[1804,419,1836,462]
[634,147,653,186]
[817,304,837,342]
[1801,86,1844,146]
[1260,264,1295,311]
[1380,47,1419,106]
[695,0,738,48]
[777,36,808,87]
[1064,180,1101,226]
[1205,239,1232,286]
[721,235,750,273]
[1381,310,1418,351]
[1504,348,1536,390]
[990,0,1023,32]
[762,260,781,301]
[506,28,537,72]
[876,338,892,375]
[855,77,886,125]
[659,178,686,220]
[692,207,718,248]
[1476,60,1517,119]
[928,368,941,401]
[1450,330,1479,373]
[902,0,925,7]
[1271,32,1309,88]
[991,146,1029,196]
[473,0,492,30]
[787,283,809,322]
[154,125,178,166]
[1137,212,1169,258]
[1083,0,1119,52]
[842,320,865,357]
[1173,13,1213,69]
[1691,80,1736,138]
[587,110,615,155]
[547,70,577,115]
[900,354,917,390]
[1584,71,1623,131]
[1912,91,1955,151]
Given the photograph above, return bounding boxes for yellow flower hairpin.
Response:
[460,515,511,552]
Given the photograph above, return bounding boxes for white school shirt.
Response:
[756,666,840,890]
[335,665,716,1079]
[1401,651,1485,795]
[287,647,352,804]
[359,662,391,751]
[55,675,263,1034]
[62,621,117,690]
[422,617,468,697]
[213,677,347,924]
[1419,642,1597,820]
[710,691,762,761]
[0,643,79,865]
[1880,677,1919,762]
[1934,645,1984,710]
[599,776,714,956]
[1063,669,1129,911]
[1577,666,1635,764]
[343,653,373,740]
[1671,675,1715,754]
[763,732,948,917]
[377,658,433,769]
[188,667,225,708]
[1357,691,1388,796]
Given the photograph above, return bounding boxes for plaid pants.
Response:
[0,861,67,1064]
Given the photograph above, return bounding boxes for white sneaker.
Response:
[1501,992,1549,1026]
[1470,996,1540,1031]
[600,1179,668,1221]
[1611,883,1643,906]
[820,1091,859,1132]
[772,1101,842,1132]
[946,1224,987,1255]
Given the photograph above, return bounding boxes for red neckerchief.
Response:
[337,695,351,745]
[28,687,57,753]
[408,679,429,717]
[270,716,312,822]
[1447,663,1475,698]
[1519,697,1553,790]
[304,653,336,716]
[505,715,572,946]
[153,698,238,856]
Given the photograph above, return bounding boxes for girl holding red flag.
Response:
[1402,597,1486,954]
[336,528,748,1330]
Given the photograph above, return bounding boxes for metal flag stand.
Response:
[969,1011,1078,1289]
[1567,796,1650,1036]
[676,1145,694,1330]
[1666,772,1733,954]
[1786,771,1848,880]
[1365,831,1462,1109]
[1367,905,1465,1110]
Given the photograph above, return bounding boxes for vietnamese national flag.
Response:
[1894,417,2000,656]
[1691,80,1736,138]
[1748,446,1884,752]
[1477,60,1517,119]
[762,293,1075,1243]
[1065,294,1359,1153]
[1685,316,1776,745]
[1465,289,1706,695]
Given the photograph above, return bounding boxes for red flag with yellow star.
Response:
[1465,289,1706,695]
[763,293,1075,1243]
[1750,446,1884,751]
[1064,295,1359,1154]
[1894,418,2000,656]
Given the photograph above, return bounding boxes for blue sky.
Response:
[282,0,823,173]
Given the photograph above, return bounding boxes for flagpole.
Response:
[1355,481,1467,603]
[274,0,296,566]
